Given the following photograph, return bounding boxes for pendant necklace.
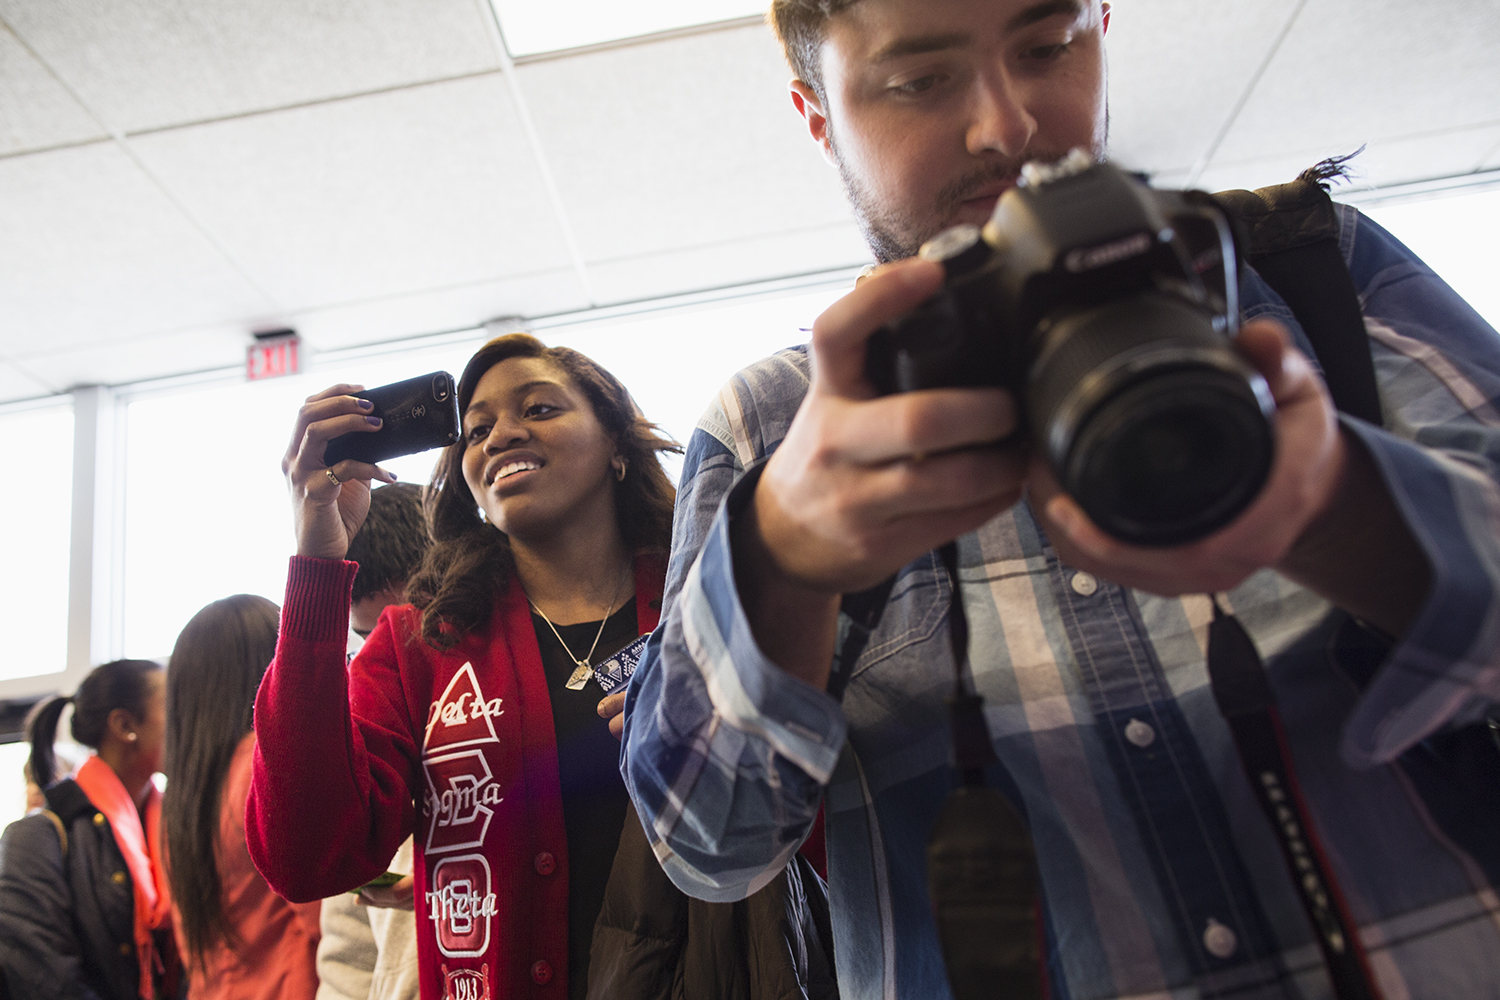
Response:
[530,568,629,691]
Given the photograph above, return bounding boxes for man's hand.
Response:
[357,874,415,911]
[1033,319,1341,594]
[598,691,626,740]
[736,258,1028,685]
[1033,318,1430,636]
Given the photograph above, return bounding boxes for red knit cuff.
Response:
[281,556,359,642]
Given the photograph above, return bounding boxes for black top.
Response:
[530,600,638,1000]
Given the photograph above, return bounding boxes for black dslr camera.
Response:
[865,153,1276,546]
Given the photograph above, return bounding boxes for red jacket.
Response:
[246,554,664,1000]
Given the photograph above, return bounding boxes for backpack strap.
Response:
[1215,164,1384,426]
[40,777,97,859]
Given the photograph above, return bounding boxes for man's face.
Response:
[795,0,1110,262]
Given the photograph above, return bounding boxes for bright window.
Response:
[118,284,844,660]
[1361,186,1500,332]
[490,0,764,56]
[0,404,73,683]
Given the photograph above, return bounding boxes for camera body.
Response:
[865,154,1276,546]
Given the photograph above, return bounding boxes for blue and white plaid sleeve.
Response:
[1330,206,1500,765]
[621,350,839,902]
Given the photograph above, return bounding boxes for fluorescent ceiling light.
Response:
[490,0,765,56]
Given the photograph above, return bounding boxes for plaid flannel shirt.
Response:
[621,206,1500,1000]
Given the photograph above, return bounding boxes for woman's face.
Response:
[460,356,619,543]
[132,670,167,775]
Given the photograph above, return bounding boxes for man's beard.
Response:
[829,118,1109,264]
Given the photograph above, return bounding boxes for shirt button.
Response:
[534,852,556,876]
[111,871,127,885]
[1203,918,1238,958]
[93,813,106,827]
[531,960,553,985]
[118,943,132,956]
[1124,719,1156,748]
[1070,572,1098,596]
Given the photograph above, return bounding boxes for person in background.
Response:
[318,481,426,1000]
[0,659,179,1000]
[162,594,319,999]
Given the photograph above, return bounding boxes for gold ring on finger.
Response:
[326,468,342,487]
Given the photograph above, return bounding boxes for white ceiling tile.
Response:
[0,358,58,402]
[12,321,256,391]
[0,21,105,155]
[292,268,589,353]
[127,74,576,312]
[0,141,278,353]
[1104,0,1303,176]
[0,0,500,134]
[584,221,868,306]
[1211,0,1500,165]
[516,23,853,265]
[1479,136,1500,172]
[1189,124,1500,195]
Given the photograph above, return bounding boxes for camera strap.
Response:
[927,541,1047,1000]
[1206,597,1382,1000]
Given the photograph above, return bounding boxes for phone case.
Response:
[322,371,461,466]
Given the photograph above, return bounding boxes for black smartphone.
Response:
[322,371,461,466]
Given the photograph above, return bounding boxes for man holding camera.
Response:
[621,0,1500,997]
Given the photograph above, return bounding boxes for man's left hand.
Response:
[1033,318,1345,596]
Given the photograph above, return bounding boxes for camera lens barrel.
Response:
[1027,295,1276,545]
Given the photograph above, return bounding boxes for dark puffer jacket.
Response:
[588,802,838,1000]
[0,779,153,1000]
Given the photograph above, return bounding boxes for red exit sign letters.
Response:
[247,333,301,381]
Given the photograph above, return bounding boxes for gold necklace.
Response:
[529,568,629,691]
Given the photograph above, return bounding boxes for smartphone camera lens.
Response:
[433,374,450,402]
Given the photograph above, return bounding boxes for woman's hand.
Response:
[283,385,397,560]
[356,874,415,911]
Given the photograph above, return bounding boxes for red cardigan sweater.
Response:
[246,555,664,1000]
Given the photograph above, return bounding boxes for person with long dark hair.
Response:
[245,333,679,1000]
[162,594,320,999]
[0,659,179,1000]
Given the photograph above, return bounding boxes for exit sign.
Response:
[247,332,301,381]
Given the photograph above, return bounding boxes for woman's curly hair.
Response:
[405,333,680,649]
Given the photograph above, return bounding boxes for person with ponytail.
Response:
[162,594,320,999]
[0,659,180,1000]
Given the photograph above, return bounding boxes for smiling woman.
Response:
[242,332,837,1000]
[246,333,677,1000]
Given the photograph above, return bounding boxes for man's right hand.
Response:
[733,258,1027,685]
[283,384,397,561]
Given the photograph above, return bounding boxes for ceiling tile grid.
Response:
[15,319,264,390]
[0,140,277,354]
[0,357,55,398]
[291,266,589,354]
[2,1,1497,406]
[126,73,577,313]
[584,220,869,305]
[1183,123,1500,196]
[1104,0,1305,177]
[0,0,501,138]
[0,19,105,155]
[517,23,855,265]
[1213,0,1500,167]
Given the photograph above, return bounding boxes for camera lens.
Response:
[1065,370,1274,544]
[1028,295,1275,546]
[433,373,450,402]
